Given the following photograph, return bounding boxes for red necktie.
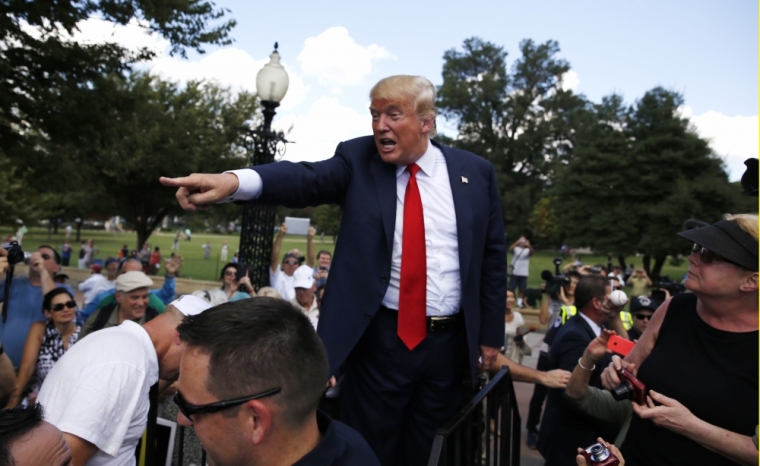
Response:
[398,163,426,350]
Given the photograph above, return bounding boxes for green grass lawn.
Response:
[16,228,338,281]
[15,228,689,287]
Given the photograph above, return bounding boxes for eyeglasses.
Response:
[691,243,742,267]
[283,260,299,266]
[633,313,652,321]
[173,387,281,422]
[51,301,77,312]
[224,270,236,276]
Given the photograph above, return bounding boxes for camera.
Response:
[540,270,569,296]
[234,264,253,293]
[653,275,685,297]
[580,443,620,466]
[2,241,28,266]
[610,367,647,405]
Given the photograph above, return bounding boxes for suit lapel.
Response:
[437,141,473,287]
[369,151,397,255]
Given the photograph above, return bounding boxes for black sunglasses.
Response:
[173,387,281,421]
[691,243,742,267]
[224,270,236,276]
[283,260,299,266]
[633,313,652,321]
[51,301,77,312]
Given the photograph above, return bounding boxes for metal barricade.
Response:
[427,366,521,466]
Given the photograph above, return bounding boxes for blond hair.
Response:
[370,75,437,136]
[256,286,282,299]
[724,213,758,241]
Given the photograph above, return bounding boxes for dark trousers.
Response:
[526,351,550,433]
[341,308,467,466]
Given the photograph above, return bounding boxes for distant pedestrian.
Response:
[202,241,211,260]
[172,230,181,251]
[15,224,27,246]
[184,228,192,241]
[149,247,161,275]
[232,252,239,264]
[220,240,229,261]
[118,244,129,259]
[60,242,72,267]
[64,225,72,239]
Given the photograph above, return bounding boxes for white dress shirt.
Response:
[579,312,602,337]
[227,140,462,316]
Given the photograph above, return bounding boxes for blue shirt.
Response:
[293,411,380,465]
[0,277,75,367]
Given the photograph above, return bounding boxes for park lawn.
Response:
[17,228,689,287]
[17,228,338,282]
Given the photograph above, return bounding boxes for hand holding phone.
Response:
[606,334,635,357]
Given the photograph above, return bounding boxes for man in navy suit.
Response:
[160,75,507,465]
[537,275,624,466]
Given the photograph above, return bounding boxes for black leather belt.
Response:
[380,306,462,332]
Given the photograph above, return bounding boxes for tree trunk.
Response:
[75,220,83,242]
[617,255,627,270]
[651,255,667,280]
[134,208,170,252]
[52,218,59,234]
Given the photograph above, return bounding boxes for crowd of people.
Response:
[0,73,756,466]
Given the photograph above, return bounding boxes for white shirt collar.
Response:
[579,312,602,337]
[395,139,439,178]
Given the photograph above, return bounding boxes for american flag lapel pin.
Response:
[461,176,468,184]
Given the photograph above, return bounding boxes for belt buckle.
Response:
[428,315,452,332]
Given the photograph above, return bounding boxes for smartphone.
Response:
[606,334,635,357]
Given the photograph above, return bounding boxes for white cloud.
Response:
[561,70,580,92]
[70,17,169,55]
[297,27,394,86]
[681,106,758,181]
[273,97,370,163]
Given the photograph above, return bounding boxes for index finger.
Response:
[159,176,195,187]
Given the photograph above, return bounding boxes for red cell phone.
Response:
[606,335,635,357]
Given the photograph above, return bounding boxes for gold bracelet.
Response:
[577,357,595,371]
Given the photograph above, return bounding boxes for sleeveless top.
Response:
[621,293,758,465]
[34,320,81,392]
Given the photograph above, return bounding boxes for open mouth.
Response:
[379,138,397,151]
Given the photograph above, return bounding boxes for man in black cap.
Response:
[626,296,659,341]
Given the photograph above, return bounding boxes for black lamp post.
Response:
[239,43,290,291]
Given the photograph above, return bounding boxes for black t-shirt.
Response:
[293,411,380,466]
[621,293,758,465]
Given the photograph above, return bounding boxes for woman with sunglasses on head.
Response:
[6,288,81,408]
[602,213,758,466]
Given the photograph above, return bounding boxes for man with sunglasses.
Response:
[37,294,211,466]
[0,245,74,368]
[626,296,658,342]
[175,298,379,466]
[270,223,316,301]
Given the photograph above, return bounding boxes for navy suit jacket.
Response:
[537,314,615,466]
[252,136,506,383]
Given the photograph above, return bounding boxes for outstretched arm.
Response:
[306,226,315,268]
[490,353,571,388]
[270,223,287,273]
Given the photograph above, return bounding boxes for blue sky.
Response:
[75,0,757,180]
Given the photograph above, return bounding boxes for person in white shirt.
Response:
[37,295,211,466]
[78,263,107,306]
[509,236,534,308]
[269,223,315,301]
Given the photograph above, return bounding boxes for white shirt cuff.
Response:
[222,169,263,202]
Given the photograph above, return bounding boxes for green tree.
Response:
[20,72,259,248]
[437,37,589,239]
[551,88,737,277]
[314,204,343,241]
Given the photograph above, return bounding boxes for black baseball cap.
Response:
[677,219,758,271]
[630,296,659,313]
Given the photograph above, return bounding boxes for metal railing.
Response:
[427,366,521,466]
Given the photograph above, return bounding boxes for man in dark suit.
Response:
[161,75,511,465]
[537,274,625,465]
